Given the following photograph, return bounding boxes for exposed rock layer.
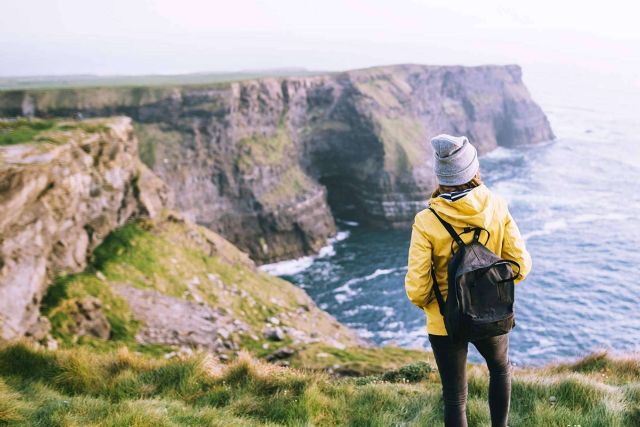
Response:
[0,64,554,263]
[0,118,171,340]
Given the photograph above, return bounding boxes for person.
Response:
[405,134,532,427]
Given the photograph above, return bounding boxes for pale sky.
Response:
[1,0,639,88]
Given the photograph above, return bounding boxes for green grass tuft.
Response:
[0,118,111,146]
[0,342,638,426]
[0,119,55,145]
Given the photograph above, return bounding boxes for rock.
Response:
[178,345,193,356]
[298,303,310,312]
[113,284,250,353]
[0,65,554,264]
[46,336,58,351]
[0,118,172,340]
[25,316,51,342]
[267,316,281,325]
[68,297,111,340]
[263,327,286,341]
[265,347,296,362]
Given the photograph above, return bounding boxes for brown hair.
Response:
[432,171,483,198]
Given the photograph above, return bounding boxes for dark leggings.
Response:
[429,333,511,427]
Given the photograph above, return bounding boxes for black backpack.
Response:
[429,207,520,342]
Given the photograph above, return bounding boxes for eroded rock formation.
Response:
[0,117,171,340]
[0,64,554,263]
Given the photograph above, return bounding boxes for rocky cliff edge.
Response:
[0,64,555,263]
[0,117,171,340]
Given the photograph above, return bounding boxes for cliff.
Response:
[41,210,366,358]
[0,117,365,356]
[0,64,554,263]
[0,118,171,340]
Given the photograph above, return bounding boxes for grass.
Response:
[0,118,111,146]
[0,342,637,426]
[40,214,359,360]
[0,119,55,145]
[291,343,436,377]
[235,123,294,172]
[0,69,324,91]
[257,166,317,208]
[353,72,412,110]
[373,115,426,174]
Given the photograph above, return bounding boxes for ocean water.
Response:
[261,75,640,366]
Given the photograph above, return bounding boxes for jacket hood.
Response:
[428,184,501,230]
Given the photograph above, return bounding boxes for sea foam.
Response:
[258,230,351,276]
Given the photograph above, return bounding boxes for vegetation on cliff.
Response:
[0,342,638,426]
[39,211,362,360]
[0,118,108,146]
[0,65,555,263]
[14,212,640,426]
[0,117,171,341]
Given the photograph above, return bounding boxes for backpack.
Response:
[429,207,520,342]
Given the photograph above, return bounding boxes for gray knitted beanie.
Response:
[430,134,479,186]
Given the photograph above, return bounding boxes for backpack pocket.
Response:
[466,312,515,341]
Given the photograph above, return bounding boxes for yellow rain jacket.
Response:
[405,184,532,336]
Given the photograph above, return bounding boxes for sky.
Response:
[1,0,639,89]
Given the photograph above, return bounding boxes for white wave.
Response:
[343,304,396,318]
[334,281,358,297]
[318,245,335,258]
[522,219,568,241]
[258,256,314,276]
[522,212,629,242]
[480,146,519,160]
[352,328,376,339]
[376,330,404,339]
[259,230,351,276]
[364,268,395,280]
[332,268,398,303]
[338,219,360,227]
[332,230,351,242]
[334,293,350,304]
[572,212,629,224]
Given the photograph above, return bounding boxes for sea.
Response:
[260,69,640,366]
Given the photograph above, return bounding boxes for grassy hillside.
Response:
[1,138,637,425]
[0,342,638,426]
[8,212,640,425]
[39,212,364,360]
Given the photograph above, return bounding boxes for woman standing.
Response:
[405,134,532,427]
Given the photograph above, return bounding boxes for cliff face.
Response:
[0,117,363,351]
[0,64,554,263]
[0,118,171,340]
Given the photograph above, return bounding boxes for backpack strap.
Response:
[428,207,463,318]
[428,208,464,246]
[430,265,447,317]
